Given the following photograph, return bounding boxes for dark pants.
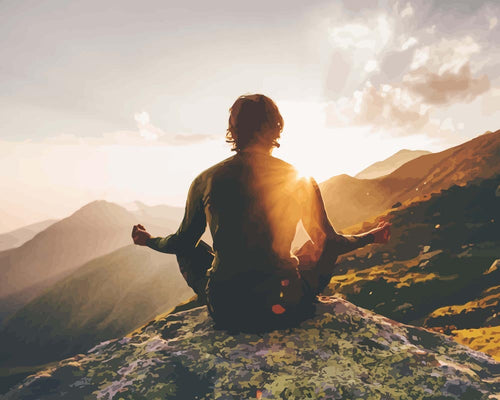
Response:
[176,239,340,333]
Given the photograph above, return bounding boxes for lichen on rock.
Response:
[5,296,499,399]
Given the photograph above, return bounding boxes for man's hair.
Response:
[226,94,284,152]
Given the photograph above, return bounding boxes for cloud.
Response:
[401,36,418,51]
[400,2,414,18]
[45,112,217,146]
[324,34,491,137]
[158,133,216,145]
[403,63,490,104]
[326,82,429,135]
[489,16,498,30]
[328,15,392,55]
[404,36,490,104]
[409,36,481,73]
[133,111,217,144]
[134,111,162,141]
[481,87,500,115]
[364,59,379,73]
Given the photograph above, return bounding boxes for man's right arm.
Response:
[301,177,378,259]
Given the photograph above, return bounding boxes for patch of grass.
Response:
[452,326,500,361]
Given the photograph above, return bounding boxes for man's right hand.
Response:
[132,224,151,246]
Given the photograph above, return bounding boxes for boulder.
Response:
[5,297,499,399]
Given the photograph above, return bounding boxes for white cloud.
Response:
[481,87,500,115]
[425,25,436,35]
[329,15,392,55]
[401,36,418,51]
[489,16,498,30]
[364,59,379,73]
[134,111,162,141]
[405,37,489,104]
[134,111,150,126]
[324,33,490,136]
[410,36,481,74]
[400,3,414,18]
[326,82,429,135]
[45,112,217,146]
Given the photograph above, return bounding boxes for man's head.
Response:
[226,94,284,152]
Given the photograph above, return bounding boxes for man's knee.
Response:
[176,240,214,296]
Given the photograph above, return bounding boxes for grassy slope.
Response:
[0,245,194,369]
[325,176,500,358]
[453,326,500,362]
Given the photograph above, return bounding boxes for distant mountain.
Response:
[0,210,50,236]
[0,219,57,252]
[320,130,500,230]
[0,200,185,321]
[122,200,184,224]
[0,244,193,369]
[325,175,500,359]
[355,149,431,179]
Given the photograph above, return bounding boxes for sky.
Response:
[1,0,500,231]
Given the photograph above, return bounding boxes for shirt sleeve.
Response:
[301,177,374,257]
[146,175,207,254]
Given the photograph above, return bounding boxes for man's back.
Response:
[202,151,305,282]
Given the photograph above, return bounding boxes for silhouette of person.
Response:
[132,94,390,332]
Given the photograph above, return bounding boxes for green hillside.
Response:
[0,245,193,369]
[326,176,500,358]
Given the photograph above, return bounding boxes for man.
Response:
[132,94,390,332]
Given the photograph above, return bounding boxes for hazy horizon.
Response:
[2,0,500,231]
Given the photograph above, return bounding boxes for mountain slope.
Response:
[0,245,193,368]
[0,219,57,252]
[0,200,183,320]
[123,200,184,224]
[355,149,431,179]
[320,130,500,229]
[4,297,499,399]
[325,175,500,358]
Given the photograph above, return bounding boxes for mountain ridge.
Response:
[355,149,431,180]
[320,130,500,229]
[0,219,58,252]
[0,200,183,322]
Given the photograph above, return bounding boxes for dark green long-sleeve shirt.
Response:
[146,152,373,284]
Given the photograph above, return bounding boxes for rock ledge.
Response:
[5,296,499,399]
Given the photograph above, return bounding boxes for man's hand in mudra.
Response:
[132,224,151,246]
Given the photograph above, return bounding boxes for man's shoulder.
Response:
[264,155,302,180]
[194,155,238,182]
[269,155,297,171]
